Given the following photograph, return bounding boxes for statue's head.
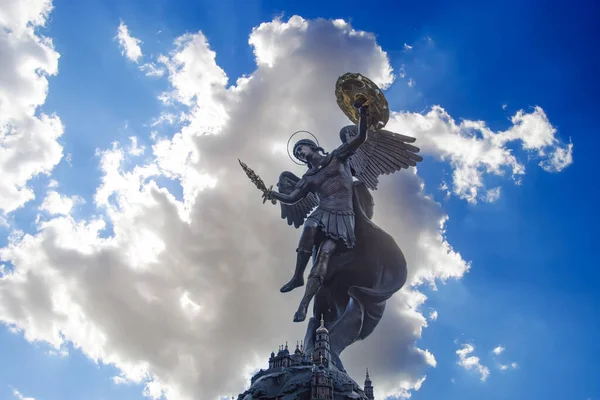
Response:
[293,139,325,164]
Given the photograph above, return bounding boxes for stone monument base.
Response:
[238,317,375,400]
[237,364,370,400]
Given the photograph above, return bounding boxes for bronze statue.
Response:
[240,73,423,371]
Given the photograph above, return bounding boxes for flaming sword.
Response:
[238,159,277,204]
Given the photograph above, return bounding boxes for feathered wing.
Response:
[340,126,423,190]
[277,171,319,228]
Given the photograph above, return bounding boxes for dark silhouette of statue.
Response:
[240,73,423,371]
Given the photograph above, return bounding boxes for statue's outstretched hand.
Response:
[262,186,277,204]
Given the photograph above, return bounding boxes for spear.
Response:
[238,159,277,204]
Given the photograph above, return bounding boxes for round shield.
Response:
[335,72,389,130]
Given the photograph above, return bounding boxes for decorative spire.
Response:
[364,367,374,400]
[285,341,288,350]
[316,313,329,334]
[300,340,304,351]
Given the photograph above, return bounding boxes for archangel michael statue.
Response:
[240,73,423,371]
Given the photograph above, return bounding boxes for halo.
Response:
[286,130,320,165]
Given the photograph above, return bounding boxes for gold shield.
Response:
[335,72,389,130]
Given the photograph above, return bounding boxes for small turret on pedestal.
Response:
[312,315,331,368]
[364,368,374,400]
[311,355,333,400]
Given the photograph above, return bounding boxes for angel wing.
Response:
[340,125,423,190]
[277,171,319,228]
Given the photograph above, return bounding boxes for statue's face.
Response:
[295,144,314,163]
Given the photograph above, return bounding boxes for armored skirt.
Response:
[306,207,356,250]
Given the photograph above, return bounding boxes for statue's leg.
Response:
[293,239,336,322]
[280,219,318,293]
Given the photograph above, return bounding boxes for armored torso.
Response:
[302,151,354,212]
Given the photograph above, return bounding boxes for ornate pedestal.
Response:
[237,364,370,400]
[237,317,375,400]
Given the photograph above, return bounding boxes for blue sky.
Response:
[0,0,598,399]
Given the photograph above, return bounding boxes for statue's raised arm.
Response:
[332,97,370,161]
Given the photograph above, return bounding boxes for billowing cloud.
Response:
[492,345,505,355]
[456,343,490,381]
[116,20,143,63]
[0,11,570,400]
[0,0,63,213]
[389,106,573,203]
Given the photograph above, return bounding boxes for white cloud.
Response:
[0,0,52,35]
[428,310,438,321]
[456,343,490,381]
[0,0,64,213]
[12,388,35,400]
[39,190,83,215]
[408,78,415,87]
[128,136,145,156]
[484,187,501,203]
[398,64,407,79]
[383,375,426,399]
[150,112,181,127]
[140,62,165,77]
[404,43,413,51]
[0,13,570,400]
[499,362,518,371]
[493,345,518,371]
[388,105,573,203]
[116,20,143,63]
[157,32,229,108]
[540,140,573,172]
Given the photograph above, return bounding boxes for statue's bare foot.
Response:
[280,275,304,293]
[293,308,307,322]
